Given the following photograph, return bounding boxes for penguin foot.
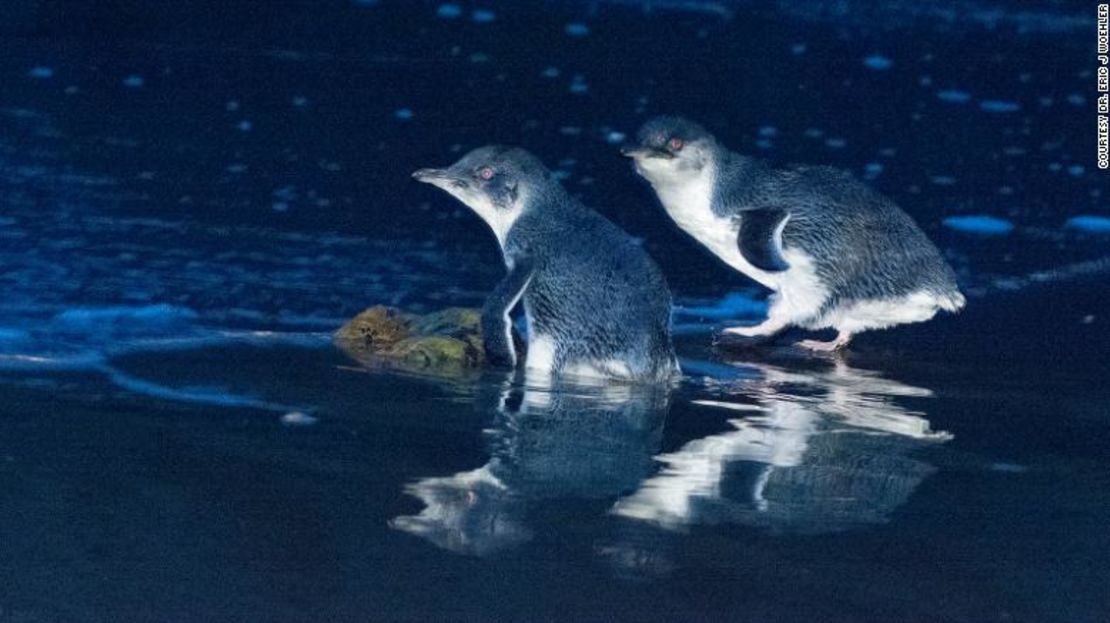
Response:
[722,320,785,338]
[796,331,852,353]
[722,326,765,337]
[796,339,842,352]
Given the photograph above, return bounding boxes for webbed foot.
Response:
[721,318,786,338]
[796,331,852,353]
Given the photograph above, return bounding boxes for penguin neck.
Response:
[479,185,542,253]
[484,209,520,252]
[650,159,720,233]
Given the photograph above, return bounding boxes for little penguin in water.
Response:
[623,116,965,351]
[413,145,678,381]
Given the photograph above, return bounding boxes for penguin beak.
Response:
[412,168,449,183]
[412,167,467,189]
[620,146,672,160]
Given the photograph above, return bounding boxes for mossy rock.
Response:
[411,307,482,337]
[391,335,481,368]
[335,305,513,371]
[334,306,412,347]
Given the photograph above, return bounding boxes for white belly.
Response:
[524,333,634,381]
[766,250,829,324]
[525,333,557,374]
[818,290,946,333]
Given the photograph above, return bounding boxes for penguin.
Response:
[622,116,965,351]
[390,374,670,556]
[612,362,947,533]
[413,145,679,381]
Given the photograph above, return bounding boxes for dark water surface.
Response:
[0,1,1108,621]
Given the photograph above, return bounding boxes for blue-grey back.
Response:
[504,196,673,360]
[715,153,960,305]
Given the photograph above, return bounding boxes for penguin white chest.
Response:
[652,175,829,321]
[653,178,778,290]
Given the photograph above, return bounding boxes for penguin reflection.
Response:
[390,374,670,555]
[612,362,950,534]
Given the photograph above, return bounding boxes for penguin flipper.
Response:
[481,257,534,367]
[737,209,790,272]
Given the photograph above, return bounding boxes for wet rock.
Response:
[335,306,413,349]
[335,305,517,370]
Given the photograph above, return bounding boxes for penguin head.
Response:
[623,116,718,186]
[414,145,552,244]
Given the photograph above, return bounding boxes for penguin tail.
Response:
[938,291,967,313]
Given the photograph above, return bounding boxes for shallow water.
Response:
[0,1,1108,621]
[2,331,1108,622]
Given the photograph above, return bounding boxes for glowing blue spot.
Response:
[674,292,768,320]
[790,43,807,55]
[757,126,778,137]
[281,411,318,426]
[394,108,414,121]
[540,66,560,78]
[825,137,846,149]
[1065,215,1110,233]
[943,215,1015,236]
[864,162,884,178]
[0,328,31,345]
[122,74,145,88]
[436,4,462,19]
[291,96,308,107]
[236,120,253,132]
[565,22,590,36]
[604,131,626,145]
[862,54,893,70]
[27,66,54,79]
[51,305,199,339]
[677,358,757,381]
[1067,165,1085,177]
[936,89,971,103]
[471,9,496,23]
[979,100,1020,113]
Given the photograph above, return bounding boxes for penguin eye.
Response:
[669,137,684,151]
[478,167,495,181]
